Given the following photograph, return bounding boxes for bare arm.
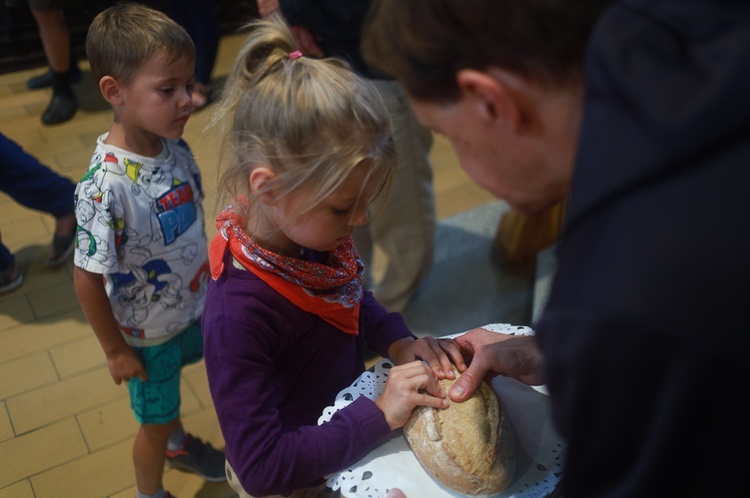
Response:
[73,266,146,384]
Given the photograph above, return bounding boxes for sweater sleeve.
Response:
[203,310,392,496]
[360,289,416,358]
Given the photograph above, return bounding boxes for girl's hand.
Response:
[106,347,147,385]
[388,337,466,380]
[375,361,449,430]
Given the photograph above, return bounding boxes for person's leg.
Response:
[133,419,181,495]
[0,133,77,264]
[354,80,436,313]
[163,0,219,110]
[31,7,77,124]
[0,133,75,217]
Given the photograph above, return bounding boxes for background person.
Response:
[0,132,77,293]
[5,0,80,124]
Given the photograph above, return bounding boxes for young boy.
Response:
[73,4,224,498]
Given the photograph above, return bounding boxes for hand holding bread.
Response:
[375,361,450,430]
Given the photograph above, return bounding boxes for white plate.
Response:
[318,324,564,498]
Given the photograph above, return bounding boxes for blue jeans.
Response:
[0,132,76,269]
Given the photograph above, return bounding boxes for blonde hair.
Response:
[211,16,395,236]
[86,2,196,85]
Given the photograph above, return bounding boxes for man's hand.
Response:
[450,327,544,402]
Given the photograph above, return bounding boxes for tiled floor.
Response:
[0,33,498,498]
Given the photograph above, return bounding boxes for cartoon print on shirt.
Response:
[75,140,208,340]
[75,226,116,268]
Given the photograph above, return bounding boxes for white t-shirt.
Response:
[74,134,209,346]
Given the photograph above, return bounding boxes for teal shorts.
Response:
[128,322,203,425]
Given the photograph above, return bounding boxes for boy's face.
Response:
[116,52,195,142]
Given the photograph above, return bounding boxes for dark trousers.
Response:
[0,132,76,268]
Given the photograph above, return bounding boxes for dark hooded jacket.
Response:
[537,0,750,495]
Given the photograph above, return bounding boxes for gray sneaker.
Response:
[165,433,226,482]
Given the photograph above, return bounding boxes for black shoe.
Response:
[165,434,226,482]
[27,66,83,90]
[41,94,78,125]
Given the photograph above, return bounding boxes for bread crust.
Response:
[403,371,515,495]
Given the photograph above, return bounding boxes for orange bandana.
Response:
[209,203,362,335]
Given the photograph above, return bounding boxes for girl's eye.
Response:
[332,207,351,215]
[160,87,175,94]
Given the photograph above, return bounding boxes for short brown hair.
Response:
[86,2,196,84]
[362,0,610,102]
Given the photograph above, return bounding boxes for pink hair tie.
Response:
[289,50,303,61]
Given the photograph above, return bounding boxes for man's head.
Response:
[363,0,609,213]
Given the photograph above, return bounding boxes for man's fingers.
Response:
[449,364,484,402]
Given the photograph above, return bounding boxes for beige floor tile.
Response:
[0,480,34,498]
[0,351,58,401]
[0,401,12,442]
[3,260,75,299]
[0,295,35,332]
[30,438,134,498]
[27,280,81,320]
[77,397,138,452]
[0,418,88,488]
[50,335,106,378]
[180,376,203,415]
[0,215,51,248]
[0,308,89,364]
[6,367,125,435]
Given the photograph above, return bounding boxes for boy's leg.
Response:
[134,418,181,495]
[130,323,225,487]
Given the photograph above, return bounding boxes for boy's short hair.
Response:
[86,2,196,85]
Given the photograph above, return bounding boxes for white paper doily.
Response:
[318,324,563,498]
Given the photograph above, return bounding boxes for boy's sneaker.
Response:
[165,433,226,482]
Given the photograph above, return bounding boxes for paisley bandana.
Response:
[209,202,363,335]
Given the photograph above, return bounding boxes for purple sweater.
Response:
[202,249,415,496]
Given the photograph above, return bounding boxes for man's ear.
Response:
[249,167,278,205]
[456,69,531,134]
[99,76,124,106]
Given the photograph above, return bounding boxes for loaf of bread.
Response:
[403,369,515,495]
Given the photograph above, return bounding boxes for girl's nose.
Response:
[350,203,369,226]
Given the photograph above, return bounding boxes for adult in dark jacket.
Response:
[363,0,750,496]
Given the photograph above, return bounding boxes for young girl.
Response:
[202,17,465,498]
